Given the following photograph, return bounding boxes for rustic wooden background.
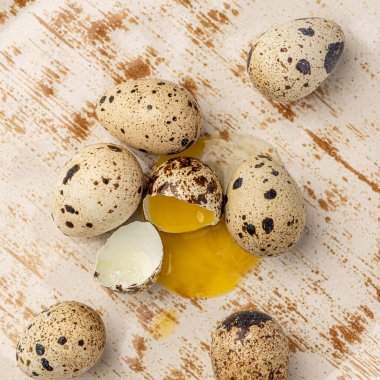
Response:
[0,0,379,379]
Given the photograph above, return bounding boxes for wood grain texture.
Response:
[0,0,379,379]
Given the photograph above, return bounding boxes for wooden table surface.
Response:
[0,0,379,379]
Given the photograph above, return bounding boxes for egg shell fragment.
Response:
[96,79,202,155]
[225,155,306,257]
[211,310,289,380]
[51,143,143,238]
[143,157,223,228]
[16,301,106,380]
[248,17,345,101]
[95,222,163,293]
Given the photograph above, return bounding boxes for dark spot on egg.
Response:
[139,149,148,153]
[271,169,279,176]
[109,96,114,103]
[60,208,65,214]
[246,224,256,235]
[78,340,84,346]
[255,162,264,168]
[32,372,39,377]
[158,82,166,85]
[262,218,274,233]
[181,138,189,147]
[41,358,53,371]
[233,177,243,189]
[324,42,344,73]
[222,310,272,340]
[64,205,75,214]
[102,178,109,184]
[107,145,122,152]
[264,189,277,199]
[66,221,74,228]
[86,223,93,228]
[57,337,67,345]
[296,59,311,75]
[63,164,80,185]
[147,105,152,110]
[287,57,292,64]
[99,96,106,104]
[298,27,315,36]
[116,90,122,94]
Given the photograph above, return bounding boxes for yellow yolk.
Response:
[147,194,215,233]
[157,219,259,298]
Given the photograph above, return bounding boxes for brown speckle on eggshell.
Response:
[96,79,202,155]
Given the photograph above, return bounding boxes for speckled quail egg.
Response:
[247,17,345,101]
[16,301,106,380]
[51,143,143,238]
[211,310,289,380]
[143,157,223,233]
[95,221,163,293]
[96,79,202,155]
[225,155,305,257]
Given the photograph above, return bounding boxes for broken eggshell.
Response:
[95,222,163,293]
[143,157,223,232]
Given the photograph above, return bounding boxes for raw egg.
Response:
[150,136,275,298]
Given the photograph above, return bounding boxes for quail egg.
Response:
[225,155,305,257]
[248,17,345,101]
[211,310,289,380]
[96,79,202,155]
[16,301,106,379]
[51,143,143,237]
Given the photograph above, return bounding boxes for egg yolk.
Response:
[157,219,259,298]
[147,195,215,233]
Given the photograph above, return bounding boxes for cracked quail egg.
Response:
[143,156,223,233]
[95,221,163,293]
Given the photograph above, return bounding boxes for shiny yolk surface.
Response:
[157,219,259,298]
[147,195,215,233]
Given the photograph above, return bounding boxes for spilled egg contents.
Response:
[147,136,275,298]
[157,219,259,298]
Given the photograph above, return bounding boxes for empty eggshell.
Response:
[16,301,106,380]
[225,155,305,257]
[95,221,163,293]
[248,17,345,101]
[143,157,223,231]
[51,143,143,238]
[211,310,289,380]
[96,79,202,155]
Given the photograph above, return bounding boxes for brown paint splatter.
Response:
[207,9,230,25]
[174,0,192,8]
[219,129,230,141]
[180,76,198,96]
[306,130,379,194]
[116,57,151,81]
[38,83,55,97]
[268,99,296,122]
